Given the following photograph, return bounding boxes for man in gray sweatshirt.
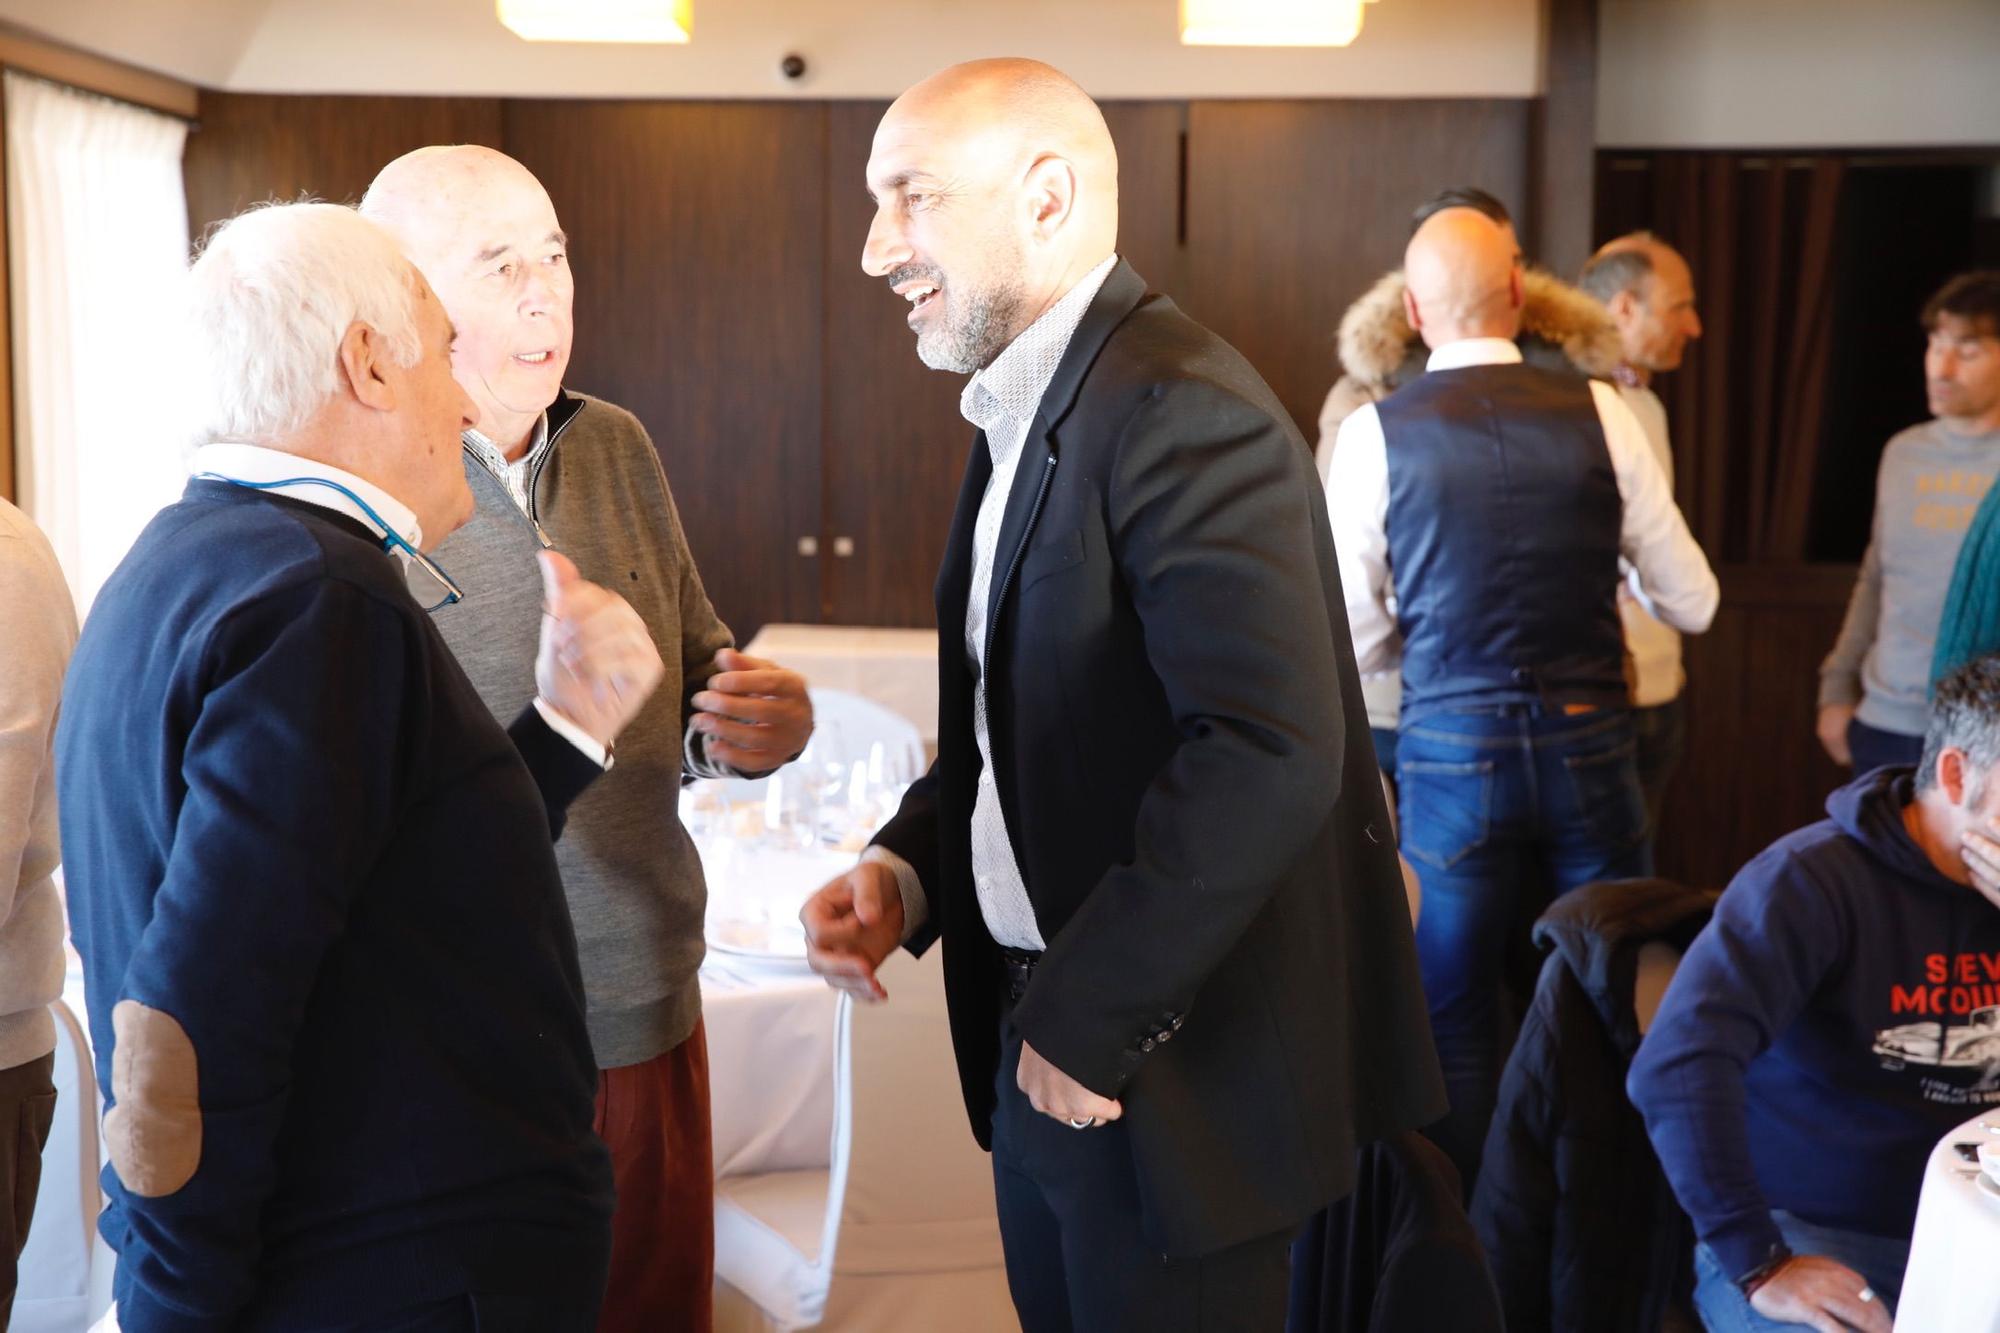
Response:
[362,147,814,1333]
[0,496,76,1324]
[1820,272,2000,774]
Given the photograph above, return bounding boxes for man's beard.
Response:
[917,278,1027,374]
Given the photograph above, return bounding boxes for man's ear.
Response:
[1941,747,1970,807]
[337,322,397,413]
[1607,287,1639,326]
[1401,285,1423,334]
[1508,265,1524,311]
[1022,154,1078,242]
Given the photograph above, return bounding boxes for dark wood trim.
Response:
[0,22,197,120]
[1602,145,2000,165]
[1529,0,1597,275]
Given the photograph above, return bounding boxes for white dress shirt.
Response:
[1614,382,1689,707]
[462,412,552,514]
[867,254,1117,948]
[189,442,609,767]
[1324,337,1719,686]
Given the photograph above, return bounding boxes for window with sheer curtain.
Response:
[6,71,190,615]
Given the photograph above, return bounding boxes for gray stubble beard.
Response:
[917,279,1028,374]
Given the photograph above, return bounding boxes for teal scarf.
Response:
[1931,479,2000,688]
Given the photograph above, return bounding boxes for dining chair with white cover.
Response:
[16,998,100,1333]
[713,946,1019,1332]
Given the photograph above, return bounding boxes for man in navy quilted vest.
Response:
[1326,206,1719,1184]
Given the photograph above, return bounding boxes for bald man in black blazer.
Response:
[803,58,1444,1332]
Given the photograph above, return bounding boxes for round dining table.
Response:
[1895,1110,2000,1330]
[698,840,854,1179]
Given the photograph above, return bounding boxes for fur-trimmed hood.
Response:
[1335,267,1623,389]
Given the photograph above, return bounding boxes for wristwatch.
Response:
[1737,1246,1795,1298]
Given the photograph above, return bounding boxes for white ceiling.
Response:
[0,0,1545,99]
[7,0,1996,148]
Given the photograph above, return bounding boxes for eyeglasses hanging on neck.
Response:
[193,472,467,611]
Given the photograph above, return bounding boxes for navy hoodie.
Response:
[1628,767,2000,1282]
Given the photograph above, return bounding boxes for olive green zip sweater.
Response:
[423,389,733,1068]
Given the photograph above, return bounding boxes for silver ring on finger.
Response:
[1858,1288,1875,1304]
[1067,1116,1095,1130]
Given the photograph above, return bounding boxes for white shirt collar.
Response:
[464,410,551,474]
[190,442,424,555]
[1425,337,1525,373]
[961,254,1119,437]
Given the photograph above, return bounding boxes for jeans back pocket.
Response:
[1397,757,1495,871]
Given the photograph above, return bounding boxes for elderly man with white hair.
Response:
[56,201,664,1332]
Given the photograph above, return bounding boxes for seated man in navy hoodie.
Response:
[56,201,665,1331]
[1629,653,2000,1333]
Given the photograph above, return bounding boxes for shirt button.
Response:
[1141,1037,1157,1053]
[980,771,994,787]
[977,876,992,893]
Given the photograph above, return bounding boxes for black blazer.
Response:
[873,260,1445,1257]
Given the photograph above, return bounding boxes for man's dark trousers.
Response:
[0,1051,56,1327]
[989,1006,1292,1332]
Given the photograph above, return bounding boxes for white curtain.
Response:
[7,72,189,616]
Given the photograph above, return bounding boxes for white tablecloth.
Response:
[700,841,851,1180]
[701,952,839,1179]
[1896,1112,2000,1330]
[743,623,939,754]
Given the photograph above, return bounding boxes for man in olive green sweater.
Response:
[363,147,814,1333]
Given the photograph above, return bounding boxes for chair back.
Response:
[17,998,99,1333]
[824,947,1004,1276]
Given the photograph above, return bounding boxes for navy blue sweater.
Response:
[56,482,613,1331]
[1628,768,2000,1282]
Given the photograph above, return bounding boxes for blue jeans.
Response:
[1691,1211,1908,1332]
[1397,707,1651,1182]
[1847,717,1923,777]
[1370,726,1400,784]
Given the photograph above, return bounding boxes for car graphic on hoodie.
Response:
[1874,1004,2000,1070]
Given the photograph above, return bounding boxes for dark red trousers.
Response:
[593,1021,714,1333]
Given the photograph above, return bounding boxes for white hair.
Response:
[185,201,423,446]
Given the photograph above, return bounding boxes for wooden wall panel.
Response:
[1102,101,1188,302]
[1656,564,1855,888]
[1183,99,1531,442]
[184,93,502,240]
[817,101,964,629]
[504,99,825,642]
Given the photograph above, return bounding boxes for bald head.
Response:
[360,145,573,455]
[363,146,550,265]
[863,59,1119,372]
[1402,208,1524,349]
[886,58,1119,235]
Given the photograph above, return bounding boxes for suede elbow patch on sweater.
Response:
[105,999,202,1197]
